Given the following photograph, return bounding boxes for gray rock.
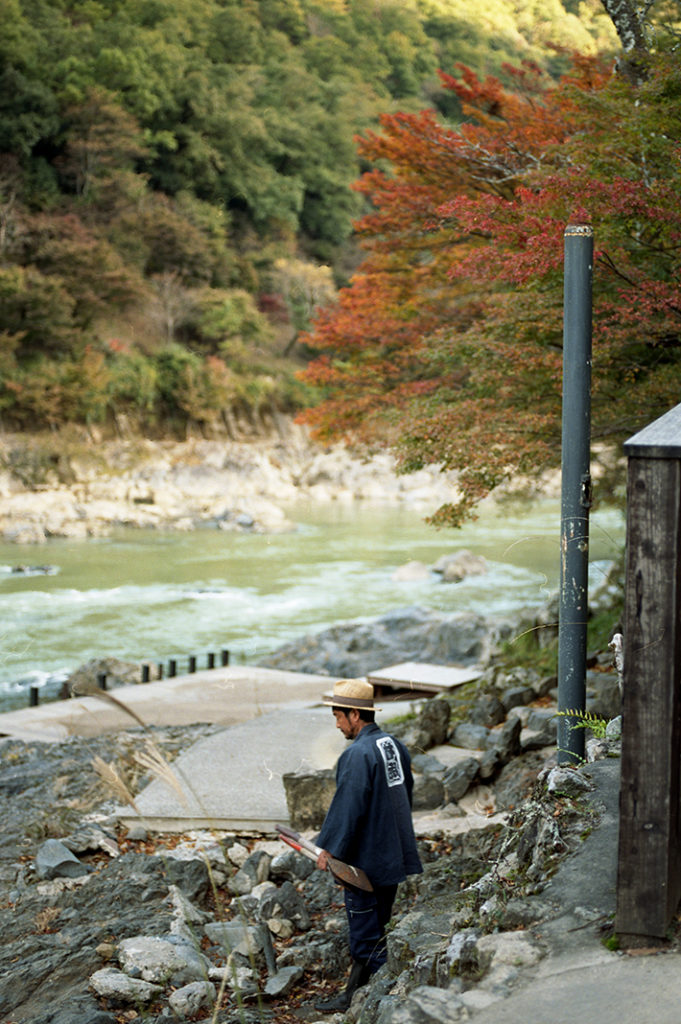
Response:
[587,669,622,720]
[163,855,210,903]
[205,919,275,972]
[606,715,622,741]
[38,996,118,1024]
[415,699,451,747]
[432,550,487,583]
[412,774,445,810]
[270,849,314,882]
[445,928,480,977]
[387,911,452,978]
[521,708,558,751]
[168,980,216,1017]
[258,879,311,932]
[526,707,558,733]
[478,748,502,780]
[282,767,336,831]
[264,964,304,997]
[411,753,446,776]
[546,766,595,798]
[168,884,210,926]
[229,848,272,895]
[500,684,535,711]
[488,715,522,761]
[126,824,148,842]
[475,930,545,975]
[208,962,258,995]
[89,966,162,1003]
[451,722,489,749]
[381,984,469,1022]
[443,758,479,802]
[260,606,490,677]
[35,839,90,880]
[117,935,210,985]
[470,693,506,728]
[60,824,120,858]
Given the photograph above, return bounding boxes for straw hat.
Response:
[322,679,381,711]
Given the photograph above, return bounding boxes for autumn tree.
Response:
[299,38,681,523]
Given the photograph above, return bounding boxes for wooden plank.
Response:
[616,454,681,938]
[368,662,481,695]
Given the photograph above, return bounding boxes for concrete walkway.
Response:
[468,951,681,1024]
[0,666,337,741]
[0,666,419,831]
[117,705,348,832]
[465,758,681,1024]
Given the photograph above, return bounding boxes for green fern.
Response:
[554,709,609,739]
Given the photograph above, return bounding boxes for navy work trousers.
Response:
[344,883,398,974]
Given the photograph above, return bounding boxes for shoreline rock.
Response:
[0,427,466,544]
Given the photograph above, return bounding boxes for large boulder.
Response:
[282,768,336,831]
[432,550,488,583]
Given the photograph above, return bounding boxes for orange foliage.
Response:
[299,53,681,524]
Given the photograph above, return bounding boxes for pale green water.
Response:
[0,498,624,709]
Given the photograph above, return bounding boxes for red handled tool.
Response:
[276,823,373,892]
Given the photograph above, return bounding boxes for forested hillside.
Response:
[0,0,615,436]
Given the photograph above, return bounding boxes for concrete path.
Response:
[117,706,348,832]
[0,666,417,831]
[466,758,681,1024]
[0,666,337,741]
[468,951,681,1024]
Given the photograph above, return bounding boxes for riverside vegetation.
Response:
[0,0,617,444]
[0,572,634,1024]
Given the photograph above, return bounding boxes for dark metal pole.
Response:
[558,224,593,764]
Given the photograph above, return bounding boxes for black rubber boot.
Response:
[314,960,370,1014]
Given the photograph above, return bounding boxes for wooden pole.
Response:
[616,404,681,940]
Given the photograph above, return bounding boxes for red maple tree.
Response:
[299,50,681,524]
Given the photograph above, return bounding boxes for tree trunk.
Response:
[600,0,650,83]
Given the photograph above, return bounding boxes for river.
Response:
[0,497,624,711]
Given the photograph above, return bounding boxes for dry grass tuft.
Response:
[92,755,139,812]
[134,740,190,808]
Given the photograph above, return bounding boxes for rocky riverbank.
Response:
[0,599,628,1024]
[0,424,562,545]
[0,426,469,544]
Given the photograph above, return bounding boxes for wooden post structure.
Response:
[616,403,681,940]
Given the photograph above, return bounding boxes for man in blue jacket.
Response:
[314,678,422,1014]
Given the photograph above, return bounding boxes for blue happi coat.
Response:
[317,722,423,887]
